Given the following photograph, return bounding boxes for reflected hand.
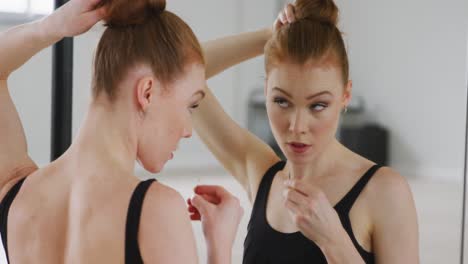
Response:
[273,3,297,31]
[43,0,107,38]
[283,179,345,247]
[188,185,244,253]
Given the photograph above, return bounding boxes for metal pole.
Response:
[51,0,73,161]
[460,41,468,263]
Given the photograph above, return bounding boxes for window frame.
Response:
[0,1,52,25]
[0,11,45,25]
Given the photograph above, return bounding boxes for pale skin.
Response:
[193,4,419,263]
[0,0,242,263]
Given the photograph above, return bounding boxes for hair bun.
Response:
[100,0,166,27]
[294,0,339,26]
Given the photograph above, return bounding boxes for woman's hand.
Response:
[42,0,107,39]
[188,185,244,262]
[283,179,346,248]
[273,3,297,32]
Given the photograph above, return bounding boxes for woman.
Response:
[0,0,243,263]
[191,0,419,263]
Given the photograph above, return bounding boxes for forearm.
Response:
[206,247,231,264]
[203,28,272,79]
[0,16,62,80]
[321,231,365,264]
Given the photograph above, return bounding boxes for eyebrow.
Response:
[272,87,332,100]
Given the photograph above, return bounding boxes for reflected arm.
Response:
[203,28,271,79]
[195,29,280,200]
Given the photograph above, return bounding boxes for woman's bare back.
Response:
[2,161,158,264]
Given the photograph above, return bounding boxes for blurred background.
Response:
[1,0,468,263]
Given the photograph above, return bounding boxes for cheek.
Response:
[157,108,185,144]
[266,105,285,136]
[313,109,341,138]
[161,104,188,145]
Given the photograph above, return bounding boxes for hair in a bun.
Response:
[295,0,338,26]
[92,0,204,101]
[265,0,349,85]
[97,0,166,27]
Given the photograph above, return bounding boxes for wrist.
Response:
[37,14,65,42]
[320,229,364,264]
[261,27,273,42]
[207,246,232,264]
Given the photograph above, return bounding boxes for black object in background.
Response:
[339,124,389,166]
[51,0,73,161]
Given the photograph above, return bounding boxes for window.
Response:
[0,0,53,24]
[0,0,53,14]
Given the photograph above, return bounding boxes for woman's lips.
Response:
[169,153,174,160]
[287,142,311,154]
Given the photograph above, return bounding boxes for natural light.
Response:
[0,0,53,14]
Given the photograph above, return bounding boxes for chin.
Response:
[286,156,311,165]
[144,161,165,174]
[284,151,315,165]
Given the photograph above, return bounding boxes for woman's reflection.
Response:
[191,0,419,263]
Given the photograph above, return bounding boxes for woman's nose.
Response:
[289,110,308,134]
[183,120,193,138]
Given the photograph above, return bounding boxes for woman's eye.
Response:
[188,104,199,114]
[273,98,289,108]
[310,103,327,112]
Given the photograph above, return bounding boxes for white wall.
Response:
[2,0,468,180]
[334,0,468,181]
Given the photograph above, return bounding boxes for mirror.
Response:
[167,1,467,263]
[160,1,468,263]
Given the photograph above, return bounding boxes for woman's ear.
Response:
[136,76,156,113]
[343,80,353,107]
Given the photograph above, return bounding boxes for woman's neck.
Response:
[62,101,139,179]
[286,139,347,181]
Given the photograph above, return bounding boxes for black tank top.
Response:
[243,161,381,264]
[0,178,156,264]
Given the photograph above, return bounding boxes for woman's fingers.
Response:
[283,188,308,206]
[190,212,201,221]
[80,5,107,27]
[279,12,288,25]
[191,194,214,215]
[274,3,297,31]
[284,4,296,23]
[81,0,107,13]
[284,198,300,214]
[285,180,322,198]
[194,185,229,203]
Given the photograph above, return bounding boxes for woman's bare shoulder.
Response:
[138,180,198,262]
[141,181,186,212]
[368,166,413,199]
[365,166,417,224]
